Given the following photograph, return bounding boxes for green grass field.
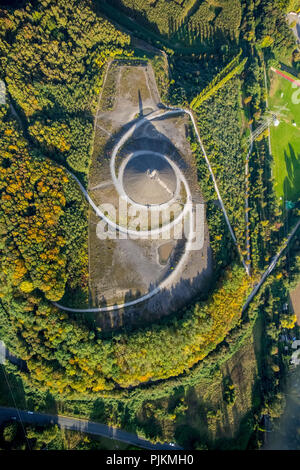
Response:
[269,71,300,202]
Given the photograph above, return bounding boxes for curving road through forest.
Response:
[0,406,182,450]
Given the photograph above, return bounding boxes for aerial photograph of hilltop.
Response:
[0,0,300,458]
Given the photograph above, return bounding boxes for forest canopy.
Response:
[0,0,131,175]
[0,0,297,416]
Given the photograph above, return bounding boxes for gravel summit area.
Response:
[123,153,177,205]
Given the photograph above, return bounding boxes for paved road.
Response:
[0,406,182,450]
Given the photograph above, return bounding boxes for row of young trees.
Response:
[255,0,296,63]
[188,0,242,38]
[190,49,246,109]
[107,0,242,43]
[106,0,197,37]
[194,76,248,257]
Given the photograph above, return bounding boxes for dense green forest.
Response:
[1,0,131,176]
[195,77,247,255]
[0,106,88,303]
[0,86,253,398]
[0,0,299,449]
[105,0,242,43]
[0,0,251,397]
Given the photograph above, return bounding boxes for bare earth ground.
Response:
[88,61,212,329]
[290,281,300,325]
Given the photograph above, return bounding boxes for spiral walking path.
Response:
[55,104,251,313]
[54,104,300,314]
[55,108,198,312]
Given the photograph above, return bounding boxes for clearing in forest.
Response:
[87,60,212,329]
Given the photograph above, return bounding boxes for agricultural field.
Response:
[173,0,241,47]
[269,70,300,202]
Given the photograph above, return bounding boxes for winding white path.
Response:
[55,108,199,313]
[55,105,247,313]
[157,106,249,271]
[10,88,298,321]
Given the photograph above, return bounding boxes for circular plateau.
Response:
[122,153,177,206]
